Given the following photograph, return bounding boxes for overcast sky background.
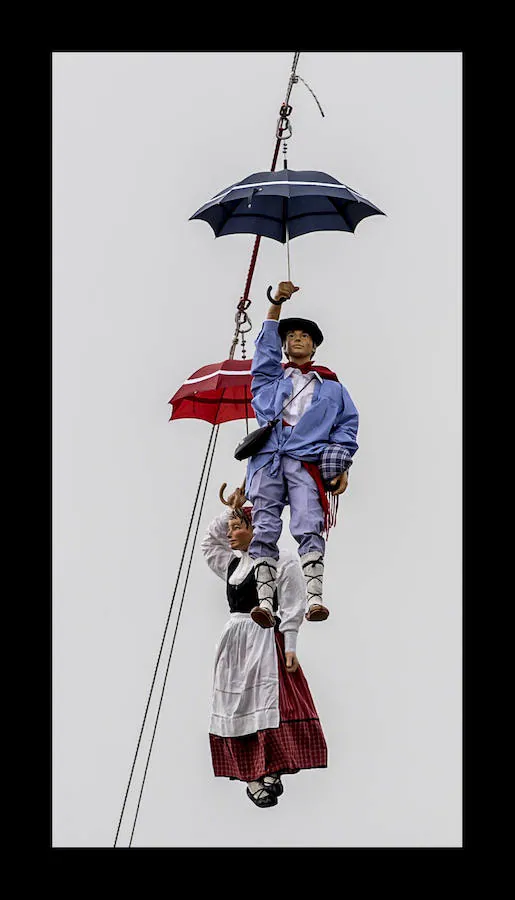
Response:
[52,51,462,848]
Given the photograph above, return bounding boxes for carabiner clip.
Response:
[276,117,292,140]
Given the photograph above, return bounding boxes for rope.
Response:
[241,235,262,305]
[285,52,301,106]
[113,422,218,846]
[127,425,220,846]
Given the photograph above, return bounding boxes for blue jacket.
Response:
[245,320,359,492]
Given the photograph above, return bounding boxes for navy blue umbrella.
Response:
[189,168,385,243]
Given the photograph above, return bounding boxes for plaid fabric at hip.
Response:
[319,443,353,488]
[209,630,327,782]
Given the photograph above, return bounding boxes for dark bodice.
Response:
[226,556,278,614]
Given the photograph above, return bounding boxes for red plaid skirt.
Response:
[209,629,327,781]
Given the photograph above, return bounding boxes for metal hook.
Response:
[219,479,247,507]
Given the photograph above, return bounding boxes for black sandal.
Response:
[246,783,278,808]
[262,774,283,797]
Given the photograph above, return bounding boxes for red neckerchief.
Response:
[282,361,339,381]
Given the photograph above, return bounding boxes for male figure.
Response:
[201,486,327,808]
[246,281,359,626]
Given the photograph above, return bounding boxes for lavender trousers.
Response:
[247,455,325,561]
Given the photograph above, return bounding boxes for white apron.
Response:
[201,510,306,738]
[209,613,280,737]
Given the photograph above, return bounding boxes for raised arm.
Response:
[200,508,234,581]
[250,282,299,393]
[265,281,300,322]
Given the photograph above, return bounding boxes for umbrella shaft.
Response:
[286,221,291,281]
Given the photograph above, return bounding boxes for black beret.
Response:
[278,317,324,346]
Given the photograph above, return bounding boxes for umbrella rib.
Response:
[285,198,355,230]
[226,211,284,224]
[325,195,355,230]
[218,202,236,232]
[286,208,355,222]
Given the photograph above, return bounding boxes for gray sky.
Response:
[52,51,462,847]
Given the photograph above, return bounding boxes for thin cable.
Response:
[128,425,221,846]
[113,423,217,846]
[294,74,324,117]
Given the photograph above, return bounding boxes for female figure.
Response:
[201,487,327,808]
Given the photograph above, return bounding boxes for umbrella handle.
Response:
[219,479,247,507]
[267,285,287,306]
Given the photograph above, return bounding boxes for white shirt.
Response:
[282,369,322,426]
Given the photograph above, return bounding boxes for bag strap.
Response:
[267,374,318,427]
[279,372,317,415]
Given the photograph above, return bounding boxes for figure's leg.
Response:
[300,552,328,622]
[247,462,287,628]
[283,457,329,622]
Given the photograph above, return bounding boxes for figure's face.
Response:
[227,517,253,551]
[284,329,314,359]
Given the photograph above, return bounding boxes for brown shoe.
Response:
[251,604,275,628]
[305,603,330,622]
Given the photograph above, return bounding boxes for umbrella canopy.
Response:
[190,168,385,243]
[169,359,255,425]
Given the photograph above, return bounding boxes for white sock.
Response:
[263,774,280,786]
[301,552,325,607]
[253,558,278,605]
[247,779,265,795]
[259,597,274,614]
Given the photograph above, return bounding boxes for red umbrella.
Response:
[169,358,255,426]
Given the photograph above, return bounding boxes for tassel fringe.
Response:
[323,490,339,539]
[300,461,341,540]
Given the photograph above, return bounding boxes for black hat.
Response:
[278,317,324,347]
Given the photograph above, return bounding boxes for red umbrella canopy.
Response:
[169,359,256,425]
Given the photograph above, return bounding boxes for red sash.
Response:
[301,461,339,538]
[282,420,339,537]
